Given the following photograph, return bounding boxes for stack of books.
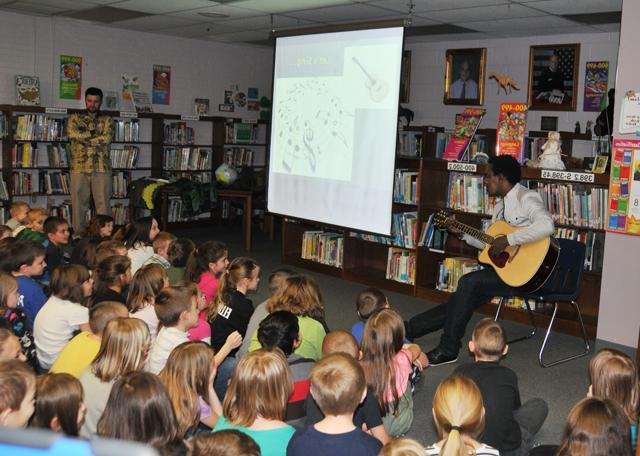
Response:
[435,132,488,160]
[110,146,139,169]
[14,114,67,141]
[46,144,70,168]
[163,147,211,170]
[526,182,608,229]
[48,201,72,225]
[164,122,195,145]
[39,171,70,195]
[394,169,419,204]
[12,143,38,167]
[167,196,184,222]
[0,175,8,201]
[114,119,140,142]
[301,231,344,268]
[164,171,211,183]
[418,213,449,253]
[351,211,418,248]
[397,131,422,157]
[112,204,129,226]
[112,172,130,198]
[436,257,484,292]
[386,247,416,284]
[224,147,254,167]
[226,122,257,144]
[446,173,495,214]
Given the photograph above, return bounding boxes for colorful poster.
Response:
[152,64,171,105]
[496,103,528,162]
[443,108,486,161]
[619,90,640,134]
[583,61,609,112]
[59,55,82,100]
[608,139,640,235]
[121,74,139,101]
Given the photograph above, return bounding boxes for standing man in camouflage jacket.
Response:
[67,87,114,233]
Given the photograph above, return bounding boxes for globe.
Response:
[215,163,239,185]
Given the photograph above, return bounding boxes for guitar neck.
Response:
[448,219,494,245]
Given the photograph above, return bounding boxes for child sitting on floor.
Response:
[0,359,36,428]
[167,237,195,285]
[15,208,47,242]
[143,231,176,269]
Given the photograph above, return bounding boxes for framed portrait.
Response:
[528,43,580,111]
[400,50,411,103]
[444,48,486,106]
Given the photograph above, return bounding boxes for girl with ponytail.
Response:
[428,375,498,456]
[208,257,259,398]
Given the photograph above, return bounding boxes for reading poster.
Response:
[496,103,527,162]
[608,139,640,235]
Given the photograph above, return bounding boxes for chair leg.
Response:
[494,297,537,344]
[539,301,591,368]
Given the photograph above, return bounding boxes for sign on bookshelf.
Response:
[119,111,138,118]
[181,114,199,121]
[608,139,640,235]
[447,162,477,173]
[540,170,595,183]
[45,107,67,115]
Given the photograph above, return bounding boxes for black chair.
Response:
[494,238,590,368]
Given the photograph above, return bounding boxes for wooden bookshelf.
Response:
[281,125,607,338]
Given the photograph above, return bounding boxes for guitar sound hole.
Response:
[489,251,509,268]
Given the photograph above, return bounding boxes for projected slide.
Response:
[269,27,403,235]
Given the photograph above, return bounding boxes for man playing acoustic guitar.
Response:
[408,155,555,366]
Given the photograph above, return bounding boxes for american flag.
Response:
[532,47,576,98]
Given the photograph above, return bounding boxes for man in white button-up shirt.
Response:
[407,155,555,366]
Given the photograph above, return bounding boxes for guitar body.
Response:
[477,220,559,292]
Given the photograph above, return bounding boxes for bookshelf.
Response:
[281,125,607,338]
[0,106,269,230]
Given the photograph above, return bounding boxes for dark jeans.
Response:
[214,356,237,401]
[408,268,516,355]
[503,398,549,456]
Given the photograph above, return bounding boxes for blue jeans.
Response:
[408,268,516,355]
[214,356,237,401]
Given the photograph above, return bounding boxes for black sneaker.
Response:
[426,347,458,366]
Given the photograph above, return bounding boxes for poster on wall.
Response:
[443,108,486,161]
[59,55,82,100]
[152,64,171,105]
[122,74,139,101]
[583,61,609,112]
[607,139,640,235]
[496,103,528,163]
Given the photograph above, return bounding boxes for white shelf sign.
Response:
[45,107,67,115]
[447,162,477,173]
[119,111,138,118]
[181,114,199,121]
[540,169,595,183]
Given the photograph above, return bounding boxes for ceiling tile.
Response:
[420,4,545,23]
[524,0,623,15]
[407,15,443,27]
[113,14,201,31]
[494,24,602,37]
[0,1,69,15]
[207,29,272,42]
[285,3,399,22]
[218,14,317,30]
[111,0,216,15]
[158,22,242,37]
[406,32,490,43]
[169,4,263,21]
[383,0,510,14]
[226,0,352,14]
[458,15,582,33]
[8,0,96,9]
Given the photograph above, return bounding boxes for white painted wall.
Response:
[405,32,620,135]
[0,11,273,116]
[597,1,640,349]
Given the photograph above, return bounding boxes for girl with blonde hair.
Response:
[0,272,35,364]
[127,263,168,339]
[249,274,327,360]
[79,317,150,437]
[428,375,498,456]
[380,438,428,456]
[158,341,222,437]
[213,348,295,456]
[361,308,427,437]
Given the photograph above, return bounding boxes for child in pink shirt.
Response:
[185,241,229,343]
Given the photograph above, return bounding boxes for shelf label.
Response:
[119,111,138,118]
[45,107,67,115]
[540,169,595,183]
[447,162,477,173]
[242,118,258,124]
[181,114,199,121]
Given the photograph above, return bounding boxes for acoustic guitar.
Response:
[352,57,389,103]
[433,210,560,293]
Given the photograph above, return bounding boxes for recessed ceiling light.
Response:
[198,12,229,18]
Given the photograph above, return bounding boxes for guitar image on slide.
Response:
[352,57,389,102]
[433,210,560,292]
